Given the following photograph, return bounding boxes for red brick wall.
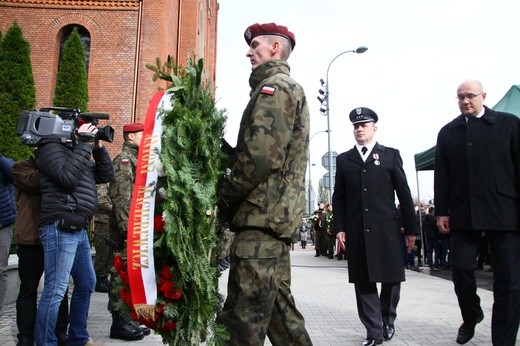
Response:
[0,0,218,156]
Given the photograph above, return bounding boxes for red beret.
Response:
[123,123,144,133]
[244,22,296,50]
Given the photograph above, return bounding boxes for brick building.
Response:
[0,0,219,154]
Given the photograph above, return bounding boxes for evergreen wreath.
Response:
[111,57,229,345]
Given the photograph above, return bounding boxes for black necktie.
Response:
[361,146,368,155]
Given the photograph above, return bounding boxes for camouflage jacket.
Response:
[95,182,112,224]
[220,60,309,242]
[109,141,138,232]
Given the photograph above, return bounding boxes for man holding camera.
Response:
[34,121,114,346]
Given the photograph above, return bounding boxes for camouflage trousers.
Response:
[216,229,312,346]
[93,222,114,277]
[218,227,235,260]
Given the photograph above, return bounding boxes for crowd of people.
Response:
[0,122,154,346]
[1,21,519,346]
[302,201,497,276]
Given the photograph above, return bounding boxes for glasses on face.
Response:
[457,92,482,101]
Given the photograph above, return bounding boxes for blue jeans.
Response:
[35,223,96,346]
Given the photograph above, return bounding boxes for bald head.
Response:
[457,79,486,116]
[458,79,484,94]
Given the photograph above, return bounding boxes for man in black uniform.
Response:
[333,107,417,346]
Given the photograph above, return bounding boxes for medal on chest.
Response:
[373,153,380,166]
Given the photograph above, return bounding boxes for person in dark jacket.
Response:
[0,155,15,317]
[434,79,520,345]
[13,155,69,346]
[423,206,440,271]
[33,122,114,346]
[333,107,418,346]
[311,203,326,257]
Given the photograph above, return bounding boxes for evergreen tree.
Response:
[0,21,35,160]
[53,27,89,111]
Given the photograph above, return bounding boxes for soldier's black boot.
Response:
[129,319,151,336]
[110,316,144,340]
[315,250,320,257]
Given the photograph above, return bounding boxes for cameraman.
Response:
[34,122,114,346]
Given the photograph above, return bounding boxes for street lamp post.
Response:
[323,46,368,203]
[308,130,328,215]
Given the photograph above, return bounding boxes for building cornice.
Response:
[0,0,139,9]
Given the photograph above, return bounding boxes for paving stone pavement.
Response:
[1,245,517,345]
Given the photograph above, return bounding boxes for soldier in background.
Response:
[311,203,326,257]
[216,22,312,345]
[93,183,113,292]
[108,123,150,341]
[323,203,335,259]
[216,227,234,272]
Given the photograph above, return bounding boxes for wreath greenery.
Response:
[111,57,229,345]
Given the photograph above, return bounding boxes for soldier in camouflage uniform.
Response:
[216,227,234,271]
[311,203,327,257]
[93,182,113,292]
[216,23,312,346]
[107,123,150,341]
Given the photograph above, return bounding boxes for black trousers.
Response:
[354,281,400,340]
[451,230,520,345]
[16,244,69,342]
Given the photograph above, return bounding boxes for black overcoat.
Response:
[434,106,520,231]
[332,143,418,283]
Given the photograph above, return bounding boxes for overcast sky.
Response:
[214,0,520,203]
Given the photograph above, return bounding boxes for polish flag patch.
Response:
[121,158,129,164]
[261,85,275,96]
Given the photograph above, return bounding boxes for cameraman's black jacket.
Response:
[36,141,114,228]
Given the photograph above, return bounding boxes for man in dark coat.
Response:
[434,79,520,345]
[333,107,417,346]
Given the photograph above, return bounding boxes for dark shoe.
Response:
[383,324,395,340]
[456,312,484,344]
[217,258,230,272]
[362,338,383,346]
[129,319,151,336]
[110,319,144,341]
[95,276,110,293]
[139,325,151,336]
[56,331,68,346]
[16,338,34,346]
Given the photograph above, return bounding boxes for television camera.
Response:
[16,106,114,146]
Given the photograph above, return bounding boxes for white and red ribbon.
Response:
[127,90,170,319]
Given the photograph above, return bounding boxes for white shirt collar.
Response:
[465,108,485,121]
[356,142,375,161]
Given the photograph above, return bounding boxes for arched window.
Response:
[59,25,91,75]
